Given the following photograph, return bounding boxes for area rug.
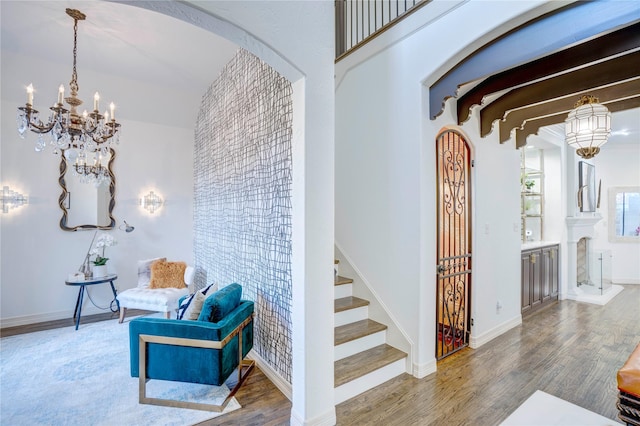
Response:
[500,390,621,426]
[0,316,240,425]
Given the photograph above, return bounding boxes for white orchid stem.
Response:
[79,230,98,273]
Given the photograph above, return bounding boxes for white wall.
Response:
[126,2,336,424]
[542,146,564,242]
[592,144,640,284]
[0,118,193,325]
[336,0,549,374]
[1,52,194,326]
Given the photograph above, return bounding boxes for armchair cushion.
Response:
[129,300,254,386]
[198,283,242,323]
[149,260,187,289]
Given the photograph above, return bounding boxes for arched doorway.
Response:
[435,129,472,360]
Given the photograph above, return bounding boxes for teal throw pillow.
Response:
[198,283,242,323]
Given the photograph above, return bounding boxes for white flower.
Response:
[95,233,117,248]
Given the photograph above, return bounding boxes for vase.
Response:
[92,265,108,278]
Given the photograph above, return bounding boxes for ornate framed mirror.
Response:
[59,149,116,231]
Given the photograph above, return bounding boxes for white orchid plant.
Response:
[90,233,117,266]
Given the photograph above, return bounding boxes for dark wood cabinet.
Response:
[521,244,558,315]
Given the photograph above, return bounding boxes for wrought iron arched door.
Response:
[436,129,472,360]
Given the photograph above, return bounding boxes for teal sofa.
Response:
[128,283,254,411]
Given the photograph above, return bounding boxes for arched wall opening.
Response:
[110,2,337,425]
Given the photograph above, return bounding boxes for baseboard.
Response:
[615,279,639,285]
[413,357,437,379]
[290,407,337,426]
[247,350,292,401]
[0,306,109,329]
[470,314,522,348]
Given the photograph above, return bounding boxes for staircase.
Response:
[334,273,408,404]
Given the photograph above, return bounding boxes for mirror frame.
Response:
[58,148,116,231]
[608,186,640,243]
[578,161,596,212]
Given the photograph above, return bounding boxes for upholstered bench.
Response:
[618,342,640,426]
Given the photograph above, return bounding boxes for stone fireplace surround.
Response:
[565,213,623,305]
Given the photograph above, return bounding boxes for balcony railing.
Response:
[335,0,429,60]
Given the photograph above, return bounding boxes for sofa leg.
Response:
[119,308,127,324]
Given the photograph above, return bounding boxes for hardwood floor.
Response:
[0,309,132,337]
[335,284,640,426]
[4,286,638,425]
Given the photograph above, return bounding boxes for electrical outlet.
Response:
[496,300,502,314]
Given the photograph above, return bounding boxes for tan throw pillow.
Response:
[149,260,187,289]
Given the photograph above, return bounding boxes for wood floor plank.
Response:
[335,276,354,286]
[335,344,406,387]
[0,309,151,336]
[335,319,387,345]
[335,296,369,313]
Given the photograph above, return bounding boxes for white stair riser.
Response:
[334,283,352,299]
[334,358,406,404]
[335,331,386,361]
[335,306,368,327]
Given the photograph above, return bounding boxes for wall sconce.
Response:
[119,220,135,233]
[140,191,163,214]
[1,186,28,213]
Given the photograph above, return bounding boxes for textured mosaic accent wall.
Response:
[193,49,293,382]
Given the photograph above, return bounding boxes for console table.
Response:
[65,274,119,330]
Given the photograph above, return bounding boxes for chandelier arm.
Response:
[91,122,121,145]
[19,108,62,134]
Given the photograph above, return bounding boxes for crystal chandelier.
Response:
[565,95,611,159]
[17,9,121,160]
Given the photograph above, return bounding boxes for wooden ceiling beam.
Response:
[429,2,640,119]
[457,22,640,125]
[498,78,640,143]
[480,50,640,137]
[515,96,640,148]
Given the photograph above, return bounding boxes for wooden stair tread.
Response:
[335,276,354,286]
[335,296,369,313]
[335,319,387,346]
[334,344,406,387]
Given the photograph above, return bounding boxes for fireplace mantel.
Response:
[565,214,603,243]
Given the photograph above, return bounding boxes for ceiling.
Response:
[2,1,638,148]
[430,1,640,149]
[0,1,239,127]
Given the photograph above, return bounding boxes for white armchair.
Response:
[116,258,195,323]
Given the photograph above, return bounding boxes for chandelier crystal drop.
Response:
[565,95,611,159]
[16,9,121,164]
